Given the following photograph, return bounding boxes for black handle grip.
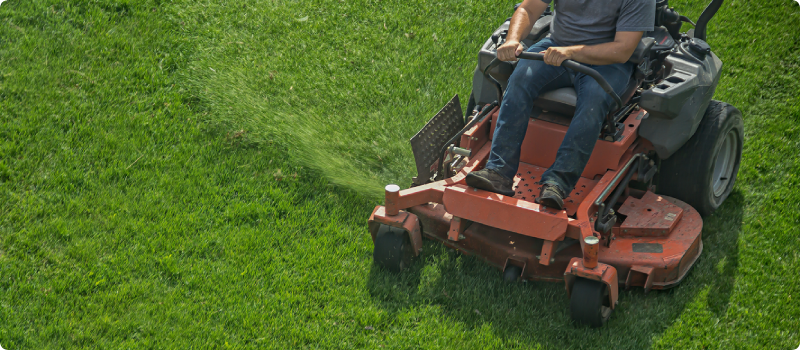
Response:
[516,52,622,110]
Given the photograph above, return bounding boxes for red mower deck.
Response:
[369,106,704,316]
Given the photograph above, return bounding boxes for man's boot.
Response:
[536,183,566,210]
[465,168,516,197]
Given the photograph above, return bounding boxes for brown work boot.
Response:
[465,168,516,197]
[536,183,566,210]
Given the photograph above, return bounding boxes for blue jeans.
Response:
[485,38,633,193]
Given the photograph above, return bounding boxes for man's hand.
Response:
[541,46,581,66]
[497,40,525,62]
[497,0,548,61]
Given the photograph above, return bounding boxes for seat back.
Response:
[628,37,656,65]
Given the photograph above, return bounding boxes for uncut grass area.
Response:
[0,0,798,348]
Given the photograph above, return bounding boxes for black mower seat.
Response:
[534,76,639,117]
[533,36,654,117]
[535,87,578,116]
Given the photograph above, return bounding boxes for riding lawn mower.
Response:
[368,0,743,327]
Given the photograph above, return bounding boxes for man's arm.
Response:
[496,0,550,62]
[541,31,644,66]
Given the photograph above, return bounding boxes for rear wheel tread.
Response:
[657,100,744,217]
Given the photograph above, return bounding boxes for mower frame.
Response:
[368,0,737,327]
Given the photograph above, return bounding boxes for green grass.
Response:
[0,0,798,348]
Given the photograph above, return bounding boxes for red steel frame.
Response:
[369,107,703,309]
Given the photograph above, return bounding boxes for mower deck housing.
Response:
[369,106,704,308]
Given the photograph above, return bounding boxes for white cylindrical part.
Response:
[385,184,401,216]
[385,184,400,193]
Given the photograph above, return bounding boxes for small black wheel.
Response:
[372,224,414,273]
[503,265,522,283]
[570,278,612,328]
[658,100,744,217]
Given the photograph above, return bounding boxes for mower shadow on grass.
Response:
[365,191,743,348]
[689,191,744,318]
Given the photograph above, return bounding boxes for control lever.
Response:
[491,30,509,49]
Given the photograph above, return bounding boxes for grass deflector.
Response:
[369,0,743,327]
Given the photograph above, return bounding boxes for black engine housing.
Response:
[469,15,724,159]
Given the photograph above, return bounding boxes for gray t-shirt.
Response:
[540,0,656,47]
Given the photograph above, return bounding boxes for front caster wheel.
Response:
[372,224,414,272]
[570,278,612,327]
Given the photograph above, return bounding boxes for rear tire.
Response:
[570,278,612,327]
[372,224,414,273]
[658,100,744,217]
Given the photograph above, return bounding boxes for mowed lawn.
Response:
[0,0,798,348]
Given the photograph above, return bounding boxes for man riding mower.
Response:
[367,0,743,327]
[467,0,655,210]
